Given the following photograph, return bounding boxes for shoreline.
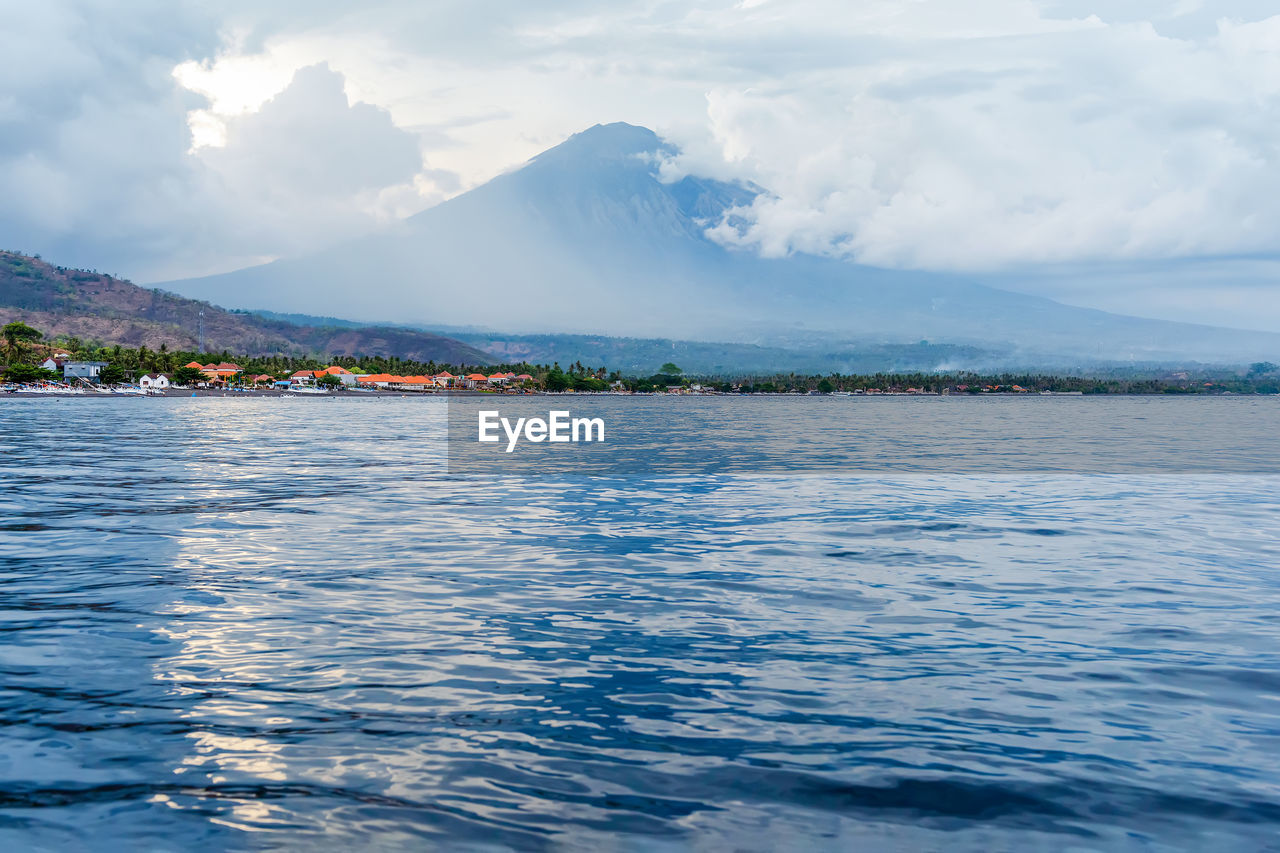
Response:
[3,388,1276,399]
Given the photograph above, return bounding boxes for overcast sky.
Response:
[5,0,1280,330]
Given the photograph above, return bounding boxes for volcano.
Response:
[161,122,1280,365]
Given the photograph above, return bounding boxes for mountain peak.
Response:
[532,122,670,166]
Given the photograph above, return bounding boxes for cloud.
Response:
[661,4,1280,274]
[196,63,429,258]
[0,3,438,281]
[5,0,1280,329]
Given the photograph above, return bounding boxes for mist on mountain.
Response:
[161,122,1280,367]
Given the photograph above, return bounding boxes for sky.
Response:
[4,0,1280,330]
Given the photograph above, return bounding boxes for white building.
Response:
[139,373,171,389]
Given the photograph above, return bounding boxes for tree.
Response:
[1248,361,1278,377]
[660,362,682,375]
[2,321,42,364]
[544,366,571,392]
[817,378,835,393]
[317,374,341,387]
[3,364,57,383]
[171,366,204,386]
[98,364,127,385]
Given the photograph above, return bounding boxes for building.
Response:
[393,375,432,391]
[357,373,397,388]
[289,369,317,385]
[319,366,356,386]
[63,361,109,382]
[201,362,242,384]
[39,354,70,372]
[139,373,171,389]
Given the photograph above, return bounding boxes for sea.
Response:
[2,396,1279,852]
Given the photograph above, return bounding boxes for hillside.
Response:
[161,122,1280,366]
[0,252,491,363]
[248,310,1007,373]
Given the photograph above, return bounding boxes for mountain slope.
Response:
[161,122,1280,364]
[0,252,492,363]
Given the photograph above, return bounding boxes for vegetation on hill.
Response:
[5,316,1277,394]
[634,367,1280,395]
[248,310,1008,375]
[0,250,491,364]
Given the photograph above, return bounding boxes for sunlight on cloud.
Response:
[173,40,311,149]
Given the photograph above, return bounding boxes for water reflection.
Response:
[2,399,1280,850]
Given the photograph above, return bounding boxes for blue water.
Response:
[3,397,1280,851]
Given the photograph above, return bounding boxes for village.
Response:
[18,356,543,394]
[6,346,1271,398]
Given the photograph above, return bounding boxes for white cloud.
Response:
[198,63,426,253]
[662,4,1280,273]
[5,0,1280,328]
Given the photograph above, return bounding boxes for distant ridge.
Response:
[161,122,1280,365]
[0,251,491,363]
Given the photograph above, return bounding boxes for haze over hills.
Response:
[0,252,490,364]
[159,122,1280,367]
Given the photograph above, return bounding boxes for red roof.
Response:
[323,366,351,375]
[466,373,488,381]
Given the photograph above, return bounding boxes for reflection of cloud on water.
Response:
[12,398,1280,849]
[0,400,240,849]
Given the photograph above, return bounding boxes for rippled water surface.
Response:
[3,397,1280,851]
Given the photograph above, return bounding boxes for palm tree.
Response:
[2,321,42,365]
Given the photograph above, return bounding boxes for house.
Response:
[487,373,510,385]
[289,369,318,385]
[393,375,432,391]
[139,373,171,389]
[357,373,398,388]
[319,366,356,386]
[39,354,70,372]
[461,373,489,389]
[515,374,534,383]
[201,362,242,384]
[63,361,109,382]
[251,374,274,385]
[432,372,454,388]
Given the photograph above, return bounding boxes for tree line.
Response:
[5,321,1278,394]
